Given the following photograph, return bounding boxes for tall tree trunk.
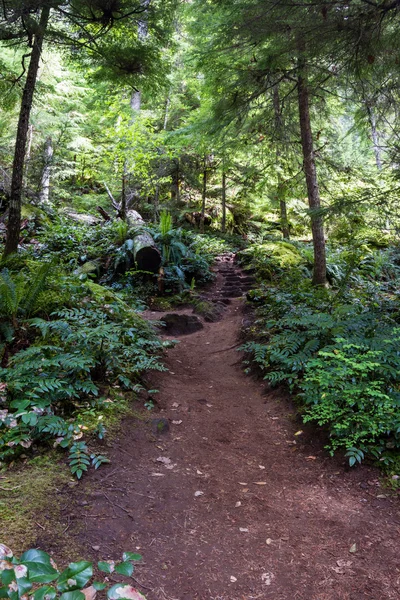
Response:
[200,158,207,233]
[120,166,127,220]
[280,197,290,240]
[221,167,226,233]
[24,124,34,186]
[297,55,327,286]
[273,84,290,240]
[3,4,50,257]
[39,136,53,204]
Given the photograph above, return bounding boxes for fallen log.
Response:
[133,233,161,272]
[97,206,112,221]
[102,187,161,273]
[126,209,161,272]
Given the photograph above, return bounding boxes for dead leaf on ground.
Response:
[150,473,165,477]
[172,420,183,425]
[294,430,303,436]
[239,528,249,532]
[337,560,353,567]
[238,482,248,486]
[194,491,204,497]
[253,481,267,485]
[349,543,357,553]
[306,456,317,460]
[230,576,237,583]
[261,572,275,586]
[82,586,97,600]
[156,456,172,465]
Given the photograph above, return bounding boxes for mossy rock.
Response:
[21,205,51,226]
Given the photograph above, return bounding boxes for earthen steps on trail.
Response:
[213,254,256,300]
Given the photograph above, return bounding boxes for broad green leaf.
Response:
[57,562,92,592]
[20,550,58,584]
[17,576,32,595]
[92,582,107,591]
[114,562,133,577]
[0,569,14,585]
[122,553,141,562]
[97,562,113,574]
[60,591,86,600]
[33,585,57,600]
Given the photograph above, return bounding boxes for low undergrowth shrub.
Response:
[0,299,171,477]
[0,544,147,600]
[241,240,400,467]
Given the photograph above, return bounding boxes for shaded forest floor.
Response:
[38,257,400,599]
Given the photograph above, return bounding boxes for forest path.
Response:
[66,257,400,600]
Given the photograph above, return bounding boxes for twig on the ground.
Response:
[209,342,242,354]
[102,493,133,519]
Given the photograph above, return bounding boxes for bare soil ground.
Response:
[45,256,400,599]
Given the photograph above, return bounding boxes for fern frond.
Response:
[22,262,52,317]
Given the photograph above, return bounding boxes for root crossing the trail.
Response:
[62,256,400,600]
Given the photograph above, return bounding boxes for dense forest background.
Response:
[2,0,400,481]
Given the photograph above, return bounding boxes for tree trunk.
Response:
[273,85,290,240]
[171,159,180,205]
[280,197,290,240]
[39,136,53,204]
[120,164,128,221]
[200,157,207,234]
[221,168,226,233]
[24,124,34,185]
[3,4,50,257]
[297,54,327,286]
[366,104,382,170]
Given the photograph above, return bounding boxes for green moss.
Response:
[0,453,70,553]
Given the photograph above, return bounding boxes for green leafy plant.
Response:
[242,240,400,466]
[0,544,147,600]
[0,299,170,475]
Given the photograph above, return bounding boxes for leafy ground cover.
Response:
[0,543,147,600]
[239,238,400,473]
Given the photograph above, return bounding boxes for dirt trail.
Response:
[64,256,400,600]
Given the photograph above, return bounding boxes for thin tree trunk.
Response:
[273,84,290,240]
[221,167,226,233]
[200,158,207,234]
[297,54,327,286]
[280,198,290,239]
[39,136,53,204]
[3,4,50,257]
[120,166,127,220]
[171,159,180,204]
[24,124,34,185]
